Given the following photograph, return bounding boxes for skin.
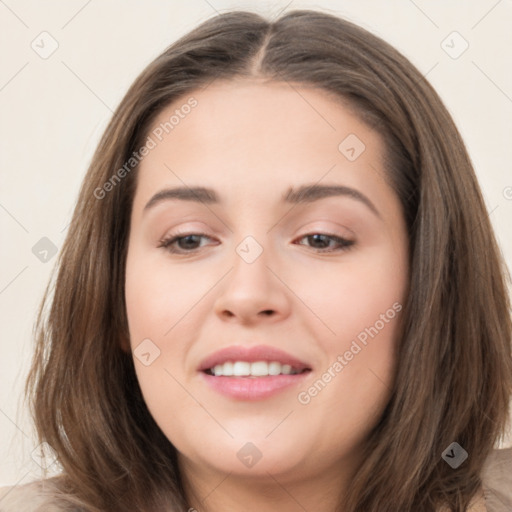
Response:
[124,79,409,512]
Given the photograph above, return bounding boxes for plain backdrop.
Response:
[1,0,511,486]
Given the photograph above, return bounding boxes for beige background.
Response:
[1,0,511,486]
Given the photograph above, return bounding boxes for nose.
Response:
[213,244,291,325]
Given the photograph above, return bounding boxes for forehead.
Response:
[134,80,389,209]
[147,79,378,151]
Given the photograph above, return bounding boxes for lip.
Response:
[200,372,310,400]
[197,344,312,372]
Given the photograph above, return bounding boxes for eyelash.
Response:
[157,232,355,255]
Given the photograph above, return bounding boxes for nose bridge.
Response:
[235,234,266,266]
[213,232,290,321]
[230,233,273,292]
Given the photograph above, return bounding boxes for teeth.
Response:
[233,361,250,376]
[211,361,301,377]
[268,361,281,375]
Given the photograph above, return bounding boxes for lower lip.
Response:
[200,371,311,400]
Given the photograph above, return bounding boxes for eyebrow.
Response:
[143,183,381,218]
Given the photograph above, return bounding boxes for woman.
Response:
[1,9,511,512]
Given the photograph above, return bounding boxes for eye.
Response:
[158,233,216,254]
[294,233,355,253]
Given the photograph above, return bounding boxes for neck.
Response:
[179,452,359,512]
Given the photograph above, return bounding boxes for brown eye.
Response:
[296,233,355,252]
[158,233,215,254]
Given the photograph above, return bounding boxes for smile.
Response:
[198,344,313,400]
[204,361,308,377]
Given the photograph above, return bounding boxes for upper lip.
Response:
[198,345,312,372]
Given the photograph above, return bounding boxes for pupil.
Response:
[180,235,200,249]
[310,234,328,248]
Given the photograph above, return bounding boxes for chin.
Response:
[178,433,312,478]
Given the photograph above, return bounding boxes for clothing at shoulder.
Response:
[0,477,73,512]
[435,448,511,512]
[481,446,512,511]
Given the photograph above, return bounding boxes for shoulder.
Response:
[0,477,76,512]
[481,446,512,511]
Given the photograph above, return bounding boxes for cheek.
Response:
[124,251,201,437]
[294,244,405,417]
[293,299,401,462]
[124,248,214,405]
[301,244,407,349]
[124,248,208,343]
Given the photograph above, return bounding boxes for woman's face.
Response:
[125,80,409,486]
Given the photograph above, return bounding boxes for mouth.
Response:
[198,345,312,400]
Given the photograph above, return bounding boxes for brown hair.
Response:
[25,9,512,512]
